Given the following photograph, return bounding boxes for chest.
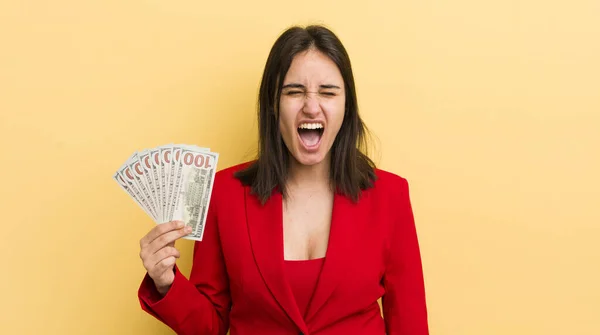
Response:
[282,191,333,260]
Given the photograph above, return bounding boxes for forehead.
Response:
[283,49,343,85]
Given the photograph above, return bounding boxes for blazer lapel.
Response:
[305,192,366,323]
[245,187,307,332]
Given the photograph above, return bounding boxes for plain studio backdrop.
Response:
[1,1,598,334]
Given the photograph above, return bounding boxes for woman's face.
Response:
[278,49,346,168]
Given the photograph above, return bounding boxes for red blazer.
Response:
[138,162,429,335]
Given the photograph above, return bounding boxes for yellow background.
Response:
[2,0,599,334]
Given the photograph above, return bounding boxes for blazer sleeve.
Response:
[137,189,231,335]
[382,177,429,335]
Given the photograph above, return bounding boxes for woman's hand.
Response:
[139,221,192,296]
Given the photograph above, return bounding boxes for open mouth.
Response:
[297,122,324,148]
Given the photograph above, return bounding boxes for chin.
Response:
[291,151,327,167]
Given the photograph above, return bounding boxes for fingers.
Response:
[139,222,192,266]
[139,221,185,248]
[138,221,192,286]
[146,226,192,254]
[148,256,177,279]
[143,246,181,271]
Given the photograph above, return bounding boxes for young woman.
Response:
[137,25,429,335]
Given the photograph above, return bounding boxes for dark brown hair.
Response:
[234,24,376,204]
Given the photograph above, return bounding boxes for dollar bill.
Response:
[138,150,161,221]
[171,149,219,241]
[166,146,182,222]
[168,145,210,222]
[159,145,173,222]
[149,148,164,222]
[128,153,159,220]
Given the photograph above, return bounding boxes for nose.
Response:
[302,92,321,116]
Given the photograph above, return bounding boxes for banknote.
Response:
[149,148,163,222]
[171,148,219,240]
[168,145,210,222]
[138,150,160,221]
[114,144,218,240]
[129,153,158,220]
[167,146,182,223]
[159,145,172,223]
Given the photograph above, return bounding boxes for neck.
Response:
[286,155,332,192]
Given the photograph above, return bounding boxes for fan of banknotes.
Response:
[113,144,219,241]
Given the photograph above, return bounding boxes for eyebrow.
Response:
[281,83,341,90]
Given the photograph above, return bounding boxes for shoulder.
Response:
[212,160,255,190]
[207,161,254,212]
[371,167,410,194]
